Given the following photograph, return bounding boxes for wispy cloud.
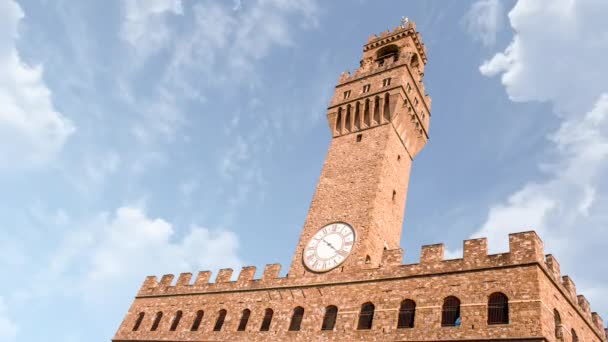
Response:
[463,0,503,47]
[0,297,17,341]
[0,0,74,169]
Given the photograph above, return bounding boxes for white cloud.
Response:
[121,0,183,57]
[464,0,503,47]
[81,206,241,296]
[0,0,74,169]
[473,0,608,316]
[0,297,17,341]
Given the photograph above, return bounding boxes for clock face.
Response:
[303,222,355,272]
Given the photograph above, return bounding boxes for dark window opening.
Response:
[357,302,375,330]
[376,45,399,66]
[363,99,371,126]
[343,90,351,99]
[288,306,304,331]
[132,312,145,331]
[397,155,401,161]
[365,255,371,264]
[441,296,461,327]
[170,310,182,331]
[554,309,562,340]
[383,93,391,121]
[191,310,204,331]
[321,306,338,331]
[363,84,371,93]
[213,309,227,331]
[354,102,361,130]
[335,108,342,134]
[397,299,416,328]
[237,309,250,331]
[382,78,391,87]
[373,96,380,123]
[356,134,362,142]
[260,308,273,331]
[151,311,163,331]
[410,54,420,68]
[488,292,509,324]
[345,105,351,132]
[571,329,578,342]
[392,190,397,201]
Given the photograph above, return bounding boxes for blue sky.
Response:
[1,0,607,340]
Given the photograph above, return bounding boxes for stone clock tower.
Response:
[289,22,432,277]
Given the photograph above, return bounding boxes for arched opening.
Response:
[237,309,250,331]
[170,310,182,331]
[357,302,375,330]
[345,105,352,132]
[383,93,391,122]
[335,108,342,134]
[213,309,227,331]
[354,102,361,130]
[364,99,371,126]
[397,299,416,328]
[151,311,163,331]
[571,329,578,342]
[410,54,420,68]
[365,255,371,264]
[321,305,338,331]
[260,308,274,331]
[441,296,461,327]
[554,309,563,340]
[132,312,145,331]
[488,292,509,324]
[288,306,304,331]
[191,310,204,331]
[376,44,399,66]
[373,96,380,124]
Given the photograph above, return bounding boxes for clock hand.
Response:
[321,238,338,251]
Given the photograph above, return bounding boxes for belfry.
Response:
[113,19,606,342]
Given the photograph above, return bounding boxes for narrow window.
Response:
[441,296,461,327]
[321,306,338,331]
[410,54,420,68]
[132,312,145,331]
[392,190,396,201]
[237,309,250,331]
[213,309,227,331]
[170,310,182,331]
[357,302,374,330]
[397,155,401,161]
[406,83,411,93]
[363,84,370,93]
[363,99,370,126]
[343,90,351,99]
[383,93,391,121]
[488,292,509,324]
[356,134,362,142]
[421,111,425,120]
[365,255,371,264]
[397,299,416,328]
[382,78,391,87]
[288,306,304,331]
[345,105,351,132]
[260,308,273,331]
[151,311,163,331]
[191,310,204,331]
[571,329,578,342]
[354,102,361,130]
[554,309,562,340]
[335,108,342,134]
[373,96,380,123]
[414,98,418,106]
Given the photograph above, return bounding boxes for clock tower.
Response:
[289,20,432,277]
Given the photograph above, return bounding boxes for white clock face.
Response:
[303,222,355,272]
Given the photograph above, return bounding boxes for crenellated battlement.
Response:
[138,231,546,296]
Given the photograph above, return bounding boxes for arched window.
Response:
[335,108,342,134]
[237,309,250,331]
[289,306,304,331]
[383,93,391,122]
[321,305,338,331]
[191,310,204,331]
[363,99,370,126]
[373,96,380,123]
[410,54,420,68]
[354,102,361,130]
[170,310,182,331]
[213,309,227,331]
[345,105,352,132]
[571,329,578,342]
[441,296,461,327]
[376,44,399,65]
[151,311,163,331]
[488,292,509,324]
[397,299,416,328]
[357,302,375,330]
[554,309,563,340]
[260,308,273,331]
[132,312,145,331]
